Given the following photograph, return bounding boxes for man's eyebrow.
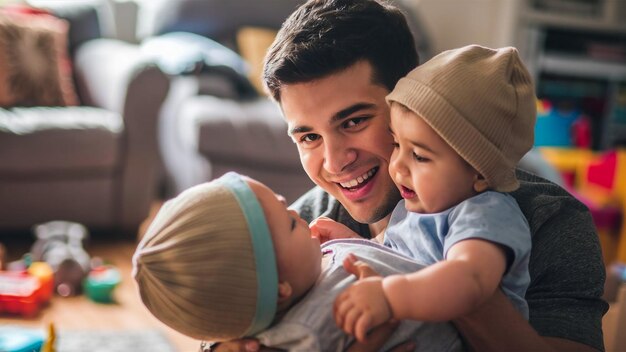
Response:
[289,125,311,136]
[330,103,376,123]
[288,102,376,136]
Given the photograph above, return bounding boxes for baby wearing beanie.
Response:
[319,44,536,341]
[133,172,461,351]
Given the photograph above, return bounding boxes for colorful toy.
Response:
[83,264,121,303]
[534,99,589,148]
[27,262,54,303]
[0,326,44,352]
[30,221,91,297]
[538,147,626,265]
[0,271,47,316]
[41,323,56,352]
[575,149,626,264]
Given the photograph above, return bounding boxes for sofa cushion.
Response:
[0,9,78,107]
[139,0,301,48]
[142,32,257,100]
[236,26,277,95]
[0,107,122,174]
[184,96,301,170]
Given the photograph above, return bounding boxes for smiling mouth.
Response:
[400,185,416,199]
[338,167,378,190]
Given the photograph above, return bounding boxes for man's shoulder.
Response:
[290,186,368,237]
[290,186,337,223]
[512,169,588,226]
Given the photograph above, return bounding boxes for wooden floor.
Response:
[0,234,198,352]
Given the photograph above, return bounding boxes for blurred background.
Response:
[1,0,622,231]
[0,0,625,351]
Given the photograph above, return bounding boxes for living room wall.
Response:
[409,0,518,55]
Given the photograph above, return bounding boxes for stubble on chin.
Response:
[355,190,402,225]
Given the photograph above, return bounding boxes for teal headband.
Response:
[217,172,278,336]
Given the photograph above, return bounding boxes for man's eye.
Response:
[301,134,320,143]
[343,116,368,129]
[392,142,399,148]
[413,153,429,162]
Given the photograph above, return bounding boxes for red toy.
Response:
[0,271,46,317]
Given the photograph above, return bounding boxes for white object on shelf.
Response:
[539,53,626,80]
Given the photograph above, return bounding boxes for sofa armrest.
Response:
[74,38,170,232]
[74,39,158,112]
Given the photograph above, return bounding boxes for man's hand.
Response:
[346,320,416,352]
[334,254,393,342]
[210,339,260,352]
[310,216,362,244]
[209,340,284,352]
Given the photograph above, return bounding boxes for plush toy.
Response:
[30,221,91,297]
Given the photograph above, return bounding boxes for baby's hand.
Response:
[309,217,361,244]
[334,254,392,343]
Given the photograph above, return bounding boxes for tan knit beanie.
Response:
[386,45,536,192]
[132,172,278,341]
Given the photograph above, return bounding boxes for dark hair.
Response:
[263,0,418,102]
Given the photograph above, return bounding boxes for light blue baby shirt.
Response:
[384,191,531,318]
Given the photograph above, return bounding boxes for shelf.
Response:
[521,0,626,34]
[516,0,626,150]
[538,53,626,81]
[522,11,626,34]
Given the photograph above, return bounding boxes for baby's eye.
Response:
[290,217,296,231]
[392,142,399,148]
[413,153,429,162]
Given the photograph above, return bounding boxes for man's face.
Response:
[280,61,401,224]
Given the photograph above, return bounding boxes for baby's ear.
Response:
[277,281,293,303]
[473,174,489,193]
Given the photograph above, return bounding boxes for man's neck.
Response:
[369,214,391,243]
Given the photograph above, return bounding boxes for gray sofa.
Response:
[145,0,430,203]
[0,5,169,234]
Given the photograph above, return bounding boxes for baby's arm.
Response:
[309,216,362,244]
[384,239,507,321]
[334,239,507,342]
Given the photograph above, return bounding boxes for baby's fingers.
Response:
[334,292,353,327]
[355,313,372,343]
[343,255,380,280]
[342,306,362,336]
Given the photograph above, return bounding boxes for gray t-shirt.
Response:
[256,239,462,352]
[291,169,608,351]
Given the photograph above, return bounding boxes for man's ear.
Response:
[277,281,293,303]
[473,174,489,193]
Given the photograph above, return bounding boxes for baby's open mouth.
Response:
[400,185,416,199]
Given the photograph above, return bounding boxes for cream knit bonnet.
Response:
[386,45,537,192]
[132,172,278,341]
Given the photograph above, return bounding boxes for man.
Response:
[217,0,607,351]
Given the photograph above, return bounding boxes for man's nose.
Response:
[323,138,357,174]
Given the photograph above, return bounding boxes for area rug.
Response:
[57,329,176,352]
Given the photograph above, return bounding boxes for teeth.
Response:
[340,169,376,188]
